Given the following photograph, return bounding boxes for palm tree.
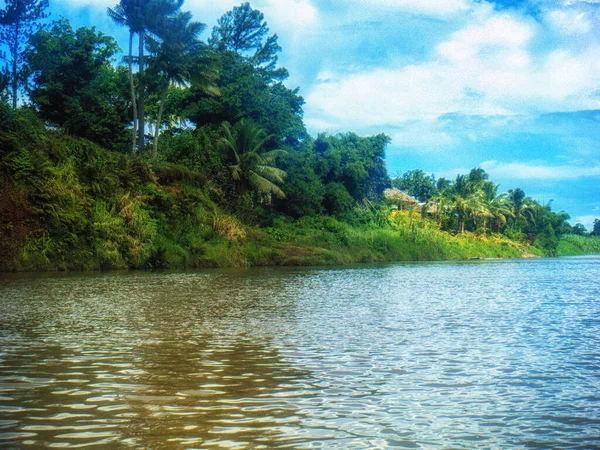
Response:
[218,119,287,200]
[108,0,142,154]
[107,0,183,152]
[450,174,476,233]
[481,182,511,233]
[147,11,219,163]
[507,188,536,231]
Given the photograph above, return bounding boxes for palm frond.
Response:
[249,172,286,198]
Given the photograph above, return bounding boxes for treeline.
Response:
[0,0,595,270]
[391,169,585,254]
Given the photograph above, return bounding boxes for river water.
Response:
[1,256,599,449]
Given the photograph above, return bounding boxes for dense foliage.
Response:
[26,19,130,150]
[0,0,596,271]
[391,168,581,255]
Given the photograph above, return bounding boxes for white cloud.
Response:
[571,215,598,228]
[355,0,470,17]
[305,7,600,131]
[545,8,593,35]
[183,0,318,33]
[261,0,318,30]
[480,160,600,180]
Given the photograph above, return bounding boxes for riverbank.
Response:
[557,234,600,256]
[2,193,539,271]
[160,215,537,269]
[0,114,565,272]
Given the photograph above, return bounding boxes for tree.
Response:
[467,167,489,185]
[312,132,391,201]
[447,174,484,233]
[26,19,130,150]
[218,119,286,200]
[146,11,218,163]
[0,0,48,108]
[592,218,600,237]
[392,169,436,202]
[107,0,143,154]
[572,223,587,236]
[536,224,559,256]
[508,188,526,230]
[183,4,305,146]
[323,182,354,216]
[274,142,325,217]
[107,0,183,152]
[209,2,287,81]
[521,201,570,253]
[481,181,511,233]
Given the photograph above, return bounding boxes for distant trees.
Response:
[390,167,572,254]
[313,133,391,201]
[481,181,511,233]
[592,219,600,237]
[572,223,587,236]
[392,170,436,202]
[0,0,48,108]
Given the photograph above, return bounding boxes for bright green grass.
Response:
[558,235,600,256]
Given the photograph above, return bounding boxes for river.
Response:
[1,256,599,448]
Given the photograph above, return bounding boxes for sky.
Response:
[49,0,600,228]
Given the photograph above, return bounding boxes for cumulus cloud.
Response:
[545,7,593,35]
[571,215,598,228]
[260,0,318,29]
[349,0,471,17]
[182,0,319,34]
[305,6,600,131]
[480,160,600,179]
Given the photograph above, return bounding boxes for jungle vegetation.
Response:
[0,0,596,271]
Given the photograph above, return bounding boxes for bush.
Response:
[323,182,354,216]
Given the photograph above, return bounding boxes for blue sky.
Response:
[50,0,600,228]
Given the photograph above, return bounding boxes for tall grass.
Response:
[558,235,600,256]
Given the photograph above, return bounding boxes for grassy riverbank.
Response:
[557,235,600,256]
[0,125,537,272]
[182,215,534,269]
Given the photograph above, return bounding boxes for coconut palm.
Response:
[147,11,219,163]
[218,119,287,200]
[107,0,141,154]
[481,182,511,233]
[449,174,481,233]
[107,0,183,152]
[507,188,538,231]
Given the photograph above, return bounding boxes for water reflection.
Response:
[1,258,600,448]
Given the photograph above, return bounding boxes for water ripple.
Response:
[0,258,599,448]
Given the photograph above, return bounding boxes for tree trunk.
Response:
[11,21,19,109]
[128,31,138,155]
[138,31,145,152]
[11,53,17,109]
[153,85,168,164]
